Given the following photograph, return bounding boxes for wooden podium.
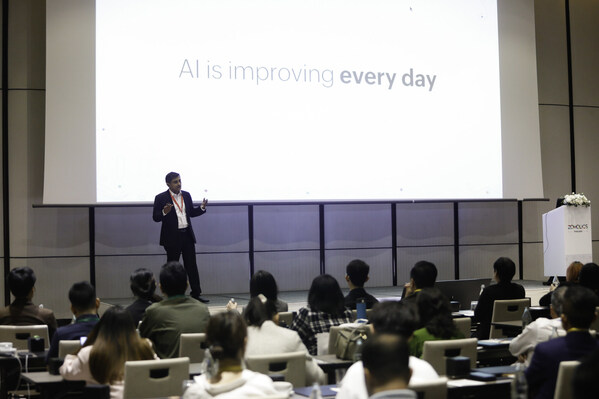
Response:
[542,205,592,277]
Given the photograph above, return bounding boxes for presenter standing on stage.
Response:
[153,172,209,303]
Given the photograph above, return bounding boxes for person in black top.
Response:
[344,259,379,310]
[125,268,162,325]
[473,257,525,339]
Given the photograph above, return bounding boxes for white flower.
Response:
[562,193,591,207]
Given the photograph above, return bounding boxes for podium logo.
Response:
[568,224,589,230]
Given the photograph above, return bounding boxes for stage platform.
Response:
[101,280,549,315]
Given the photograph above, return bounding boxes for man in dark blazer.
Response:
[525,285,599,399]
[153,172,209,303]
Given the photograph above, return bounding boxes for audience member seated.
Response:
[572,347,599,399]
[227,270,288,313]
[60,306,157,399]
[337,301,438,399]
[525,285,599,399]
[47,281,100,361]
[344,259,379,310]
[509,286,567,365]
[243,295,326,385]
[401,261,438,311]
[183,311,280,398]
[539,261,582,306]
[362,334,416,399]
[290,274,353,355]
[125,268,162,325]
[579,262,599,299]
[409,287,464,358]
[473,257,525,339]
[0,266,58,338]
[139,261,210,358]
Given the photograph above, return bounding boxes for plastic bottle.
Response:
[512,362,528,399]
[353,336,364,362]
[551,275,560,289]
[522,306,532,327]
[309,382,323,399]
[479,284,485,296]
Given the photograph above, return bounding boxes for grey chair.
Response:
[245,351,307,388]
[409,377,448,399]
[123,357,190,399]
[489,298,531,338]
[0,325,49,350]
[553,360,580,399]
[58,340,81,358]
[422,338,477,376]
[453,317,471,338]
[178,333,206,363]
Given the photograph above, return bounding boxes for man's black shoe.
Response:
[194,296,210,303]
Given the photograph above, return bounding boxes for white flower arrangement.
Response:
[562,193,591,207]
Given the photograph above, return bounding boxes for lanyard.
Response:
[169,192,184,214]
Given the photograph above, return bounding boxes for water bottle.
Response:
[309,382,323,399]
[512,362,528,399]
[353,336,364,362]
[551,275,560,289]
[479,284,485,297]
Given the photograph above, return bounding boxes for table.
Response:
[313,354,353,384]
[477,339,517,367]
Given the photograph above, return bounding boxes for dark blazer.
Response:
[525,331,599,399]
[152,190,205,247]
[473,281,525,339]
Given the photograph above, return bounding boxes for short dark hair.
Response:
[308,274,346,316]
[69,281,97,312]
[416,287,457,339]
[362,334,411,388]
[130,268,157,300]
[346,259,370,287]
[580,263,599,294]
[369,301,418,338]
[562,285,598,329]
[8,267,36,298]
[493,257,516,282]
[249,270,279,301]
[410,261,437,289]
[165,172,180,183]
[159,262,188,297]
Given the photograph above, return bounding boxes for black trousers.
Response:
[164,229,202,297]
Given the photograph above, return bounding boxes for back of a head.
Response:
[562,285,598,329]
[308,274,345,316]
[130,268,157,300]
[243,295,277,328]
[69,281,97,313]
[362,334,411,392]
[159,261,188,297]
[206,311,247,361]
[573,348,599,399]
[89,306,137,344]
[493,257,516,282]
[8,267,36,298]
[579,263,599,294]
[550,285,567,316]
[370,301,418,338]
[416,287,455,338]
[410,261,437,289]
[249,270,279,301]
[566,261,584,283]
[346,259,370,287]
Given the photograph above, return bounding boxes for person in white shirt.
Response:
[244,295,326,386]
[509,286,567,365]
[336,301,440,399]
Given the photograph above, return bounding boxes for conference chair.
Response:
[553,360,580,399]
[409,377,448,399]
[122,357,190,399]
[179,333,206,363]
[97,301,114,317]
[277,311,294,327]
[453,317,471,338]
[245,351,307,388]
[489,298,531,338]
[0,325,49,350]
[58,340,82,359]
[422,338,477,376]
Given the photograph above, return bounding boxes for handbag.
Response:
[334,325,370,360]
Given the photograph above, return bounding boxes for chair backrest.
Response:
[422,338,477,376]
[123,357,190,399]
[277,312,294,327]
[453,317,471,338]
[97,302,113,317]
[315,332,330,355]
[553,360,580,399]
[245,351,307,388]
[59,340,82,359]
[409,377,448,399]
[179,333,206,363]
[0,325,50,350]
[489,298,531,338]
[328,326,342,355]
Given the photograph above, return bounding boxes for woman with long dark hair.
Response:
[125,268,162,325]
[60,306,156,399]
[290,274,353,355]
[409,287,463,358]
